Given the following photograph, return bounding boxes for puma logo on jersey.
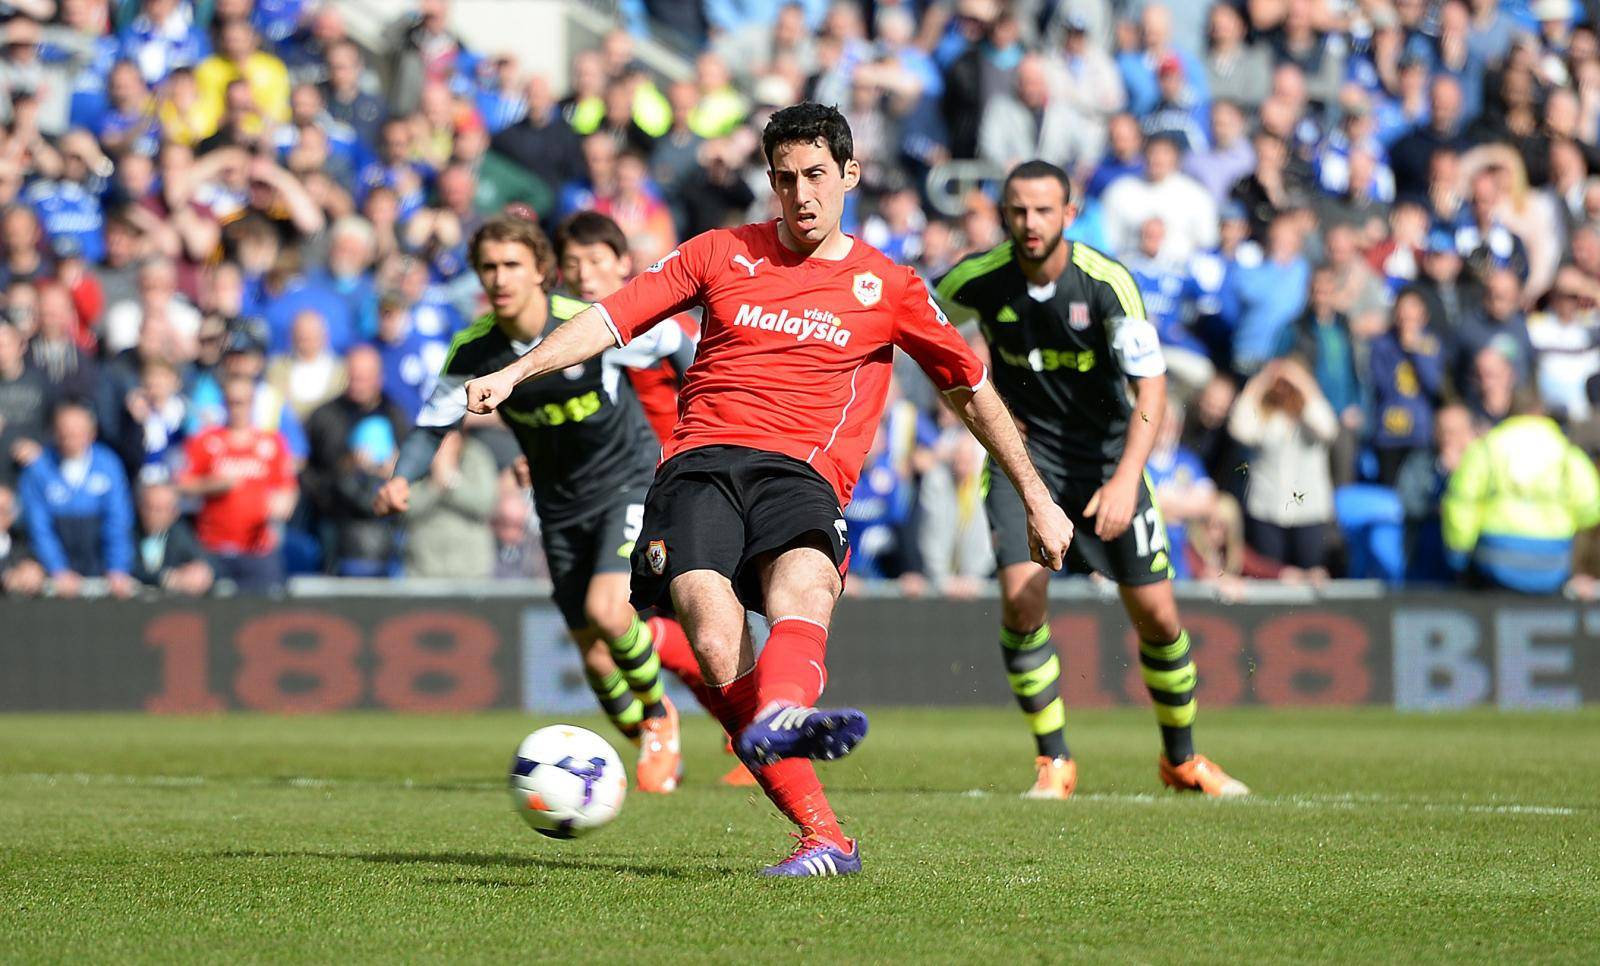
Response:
[732,254,765,276]
[833,518,848,545]
[996,305,1019,323]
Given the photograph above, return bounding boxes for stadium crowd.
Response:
[1,0,1599,599]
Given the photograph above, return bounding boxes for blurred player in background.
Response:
[937,160,1249,800]
[551,209,754,787]
[462,103,1074,877]
[553,211,699,444]
[375,214,712,794]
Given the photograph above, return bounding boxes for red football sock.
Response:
[702,667,761,736]
[702,667,845,846]
[755,617,829,709]
[753,758,846,848]
[647,616,705,690]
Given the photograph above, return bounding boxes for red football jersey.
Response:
[181,426,294,554]
[598,221,986,504]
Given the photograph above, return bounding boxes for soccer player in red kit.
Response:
[465,103,1074,877]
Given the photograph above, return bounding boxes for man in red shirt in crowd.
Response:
[466,103,1073,877]
[180,373,297,592]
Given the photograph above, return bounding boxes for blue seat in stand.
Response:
[1334,484,1406,582]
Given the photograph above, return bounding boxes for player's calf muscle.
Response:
[573,633,616,673]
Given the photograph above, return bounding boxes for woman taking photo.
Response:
[1228,355,1339,576]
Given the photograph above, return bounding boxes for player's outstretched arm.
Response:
[945,382,1074,570]
[464,308,616,414]
[374,425,452,515]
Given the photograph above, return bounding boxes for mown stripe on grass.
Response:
[9,772,1585,817]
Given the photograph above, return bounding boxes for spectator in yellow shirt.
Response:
[1441,391,1600,594]
[156,67,212,145]
[688,52,748,139]
[195,18,290,133]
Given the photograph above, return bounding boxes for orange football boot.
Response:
[719,734,758,786]
[1023,755,1077,799]
[635,696,682,793]
[720,761,759,786]
[1159,754,1250,797]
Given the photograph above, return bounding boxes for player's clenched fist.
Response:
[465,370,516,414]
[373,476,411,515]
[1025,500,1074,571]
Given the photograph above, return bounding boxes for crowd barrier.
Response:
[4,585,1597,712]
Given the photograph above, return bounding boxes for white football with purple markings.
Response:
[509,725,627,839]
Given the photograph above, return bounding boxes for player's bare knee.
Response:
[766,579,837,623]
[1000,593,1048,635]
[1123,584,1182,642]
[686,625,740,657]
[595,613,635,642]
[582,573,634,640]
[584,596,634,641]
[998,565,1049,634]
[687,626,746,683]
[1142,609,1182,643]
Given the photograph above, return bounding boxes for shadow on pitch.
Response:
[215,849,721,878]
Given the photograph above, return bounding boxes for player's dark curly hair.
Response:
[1002,160,1073,206]
[470,215,558,292]
[761,102,854,172]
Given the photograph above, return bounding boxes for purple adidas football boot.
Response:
[761,834,862,877]
[735,703,869,767]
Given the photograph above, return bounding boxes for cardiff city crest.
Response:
[852,271,883,307]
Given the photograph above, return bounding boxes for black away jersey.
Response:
[416,294,666,527]
[935,240,1166,479]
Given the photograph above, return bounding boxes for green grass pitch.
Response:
[2,708,1597,962]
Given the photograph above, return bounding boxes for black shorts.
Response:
[629,445,850,615]
[985,462,1174,586]
[541,487,648,630]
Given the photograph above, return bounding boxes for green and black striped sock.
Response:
[1000,624,1070,760]
[584,667,644,740]
[609,616,667,719]
[1140,629,1197,763]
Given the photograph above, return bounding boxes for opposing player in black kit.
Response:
[374,215,699,794]
[936,161,1249,799]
